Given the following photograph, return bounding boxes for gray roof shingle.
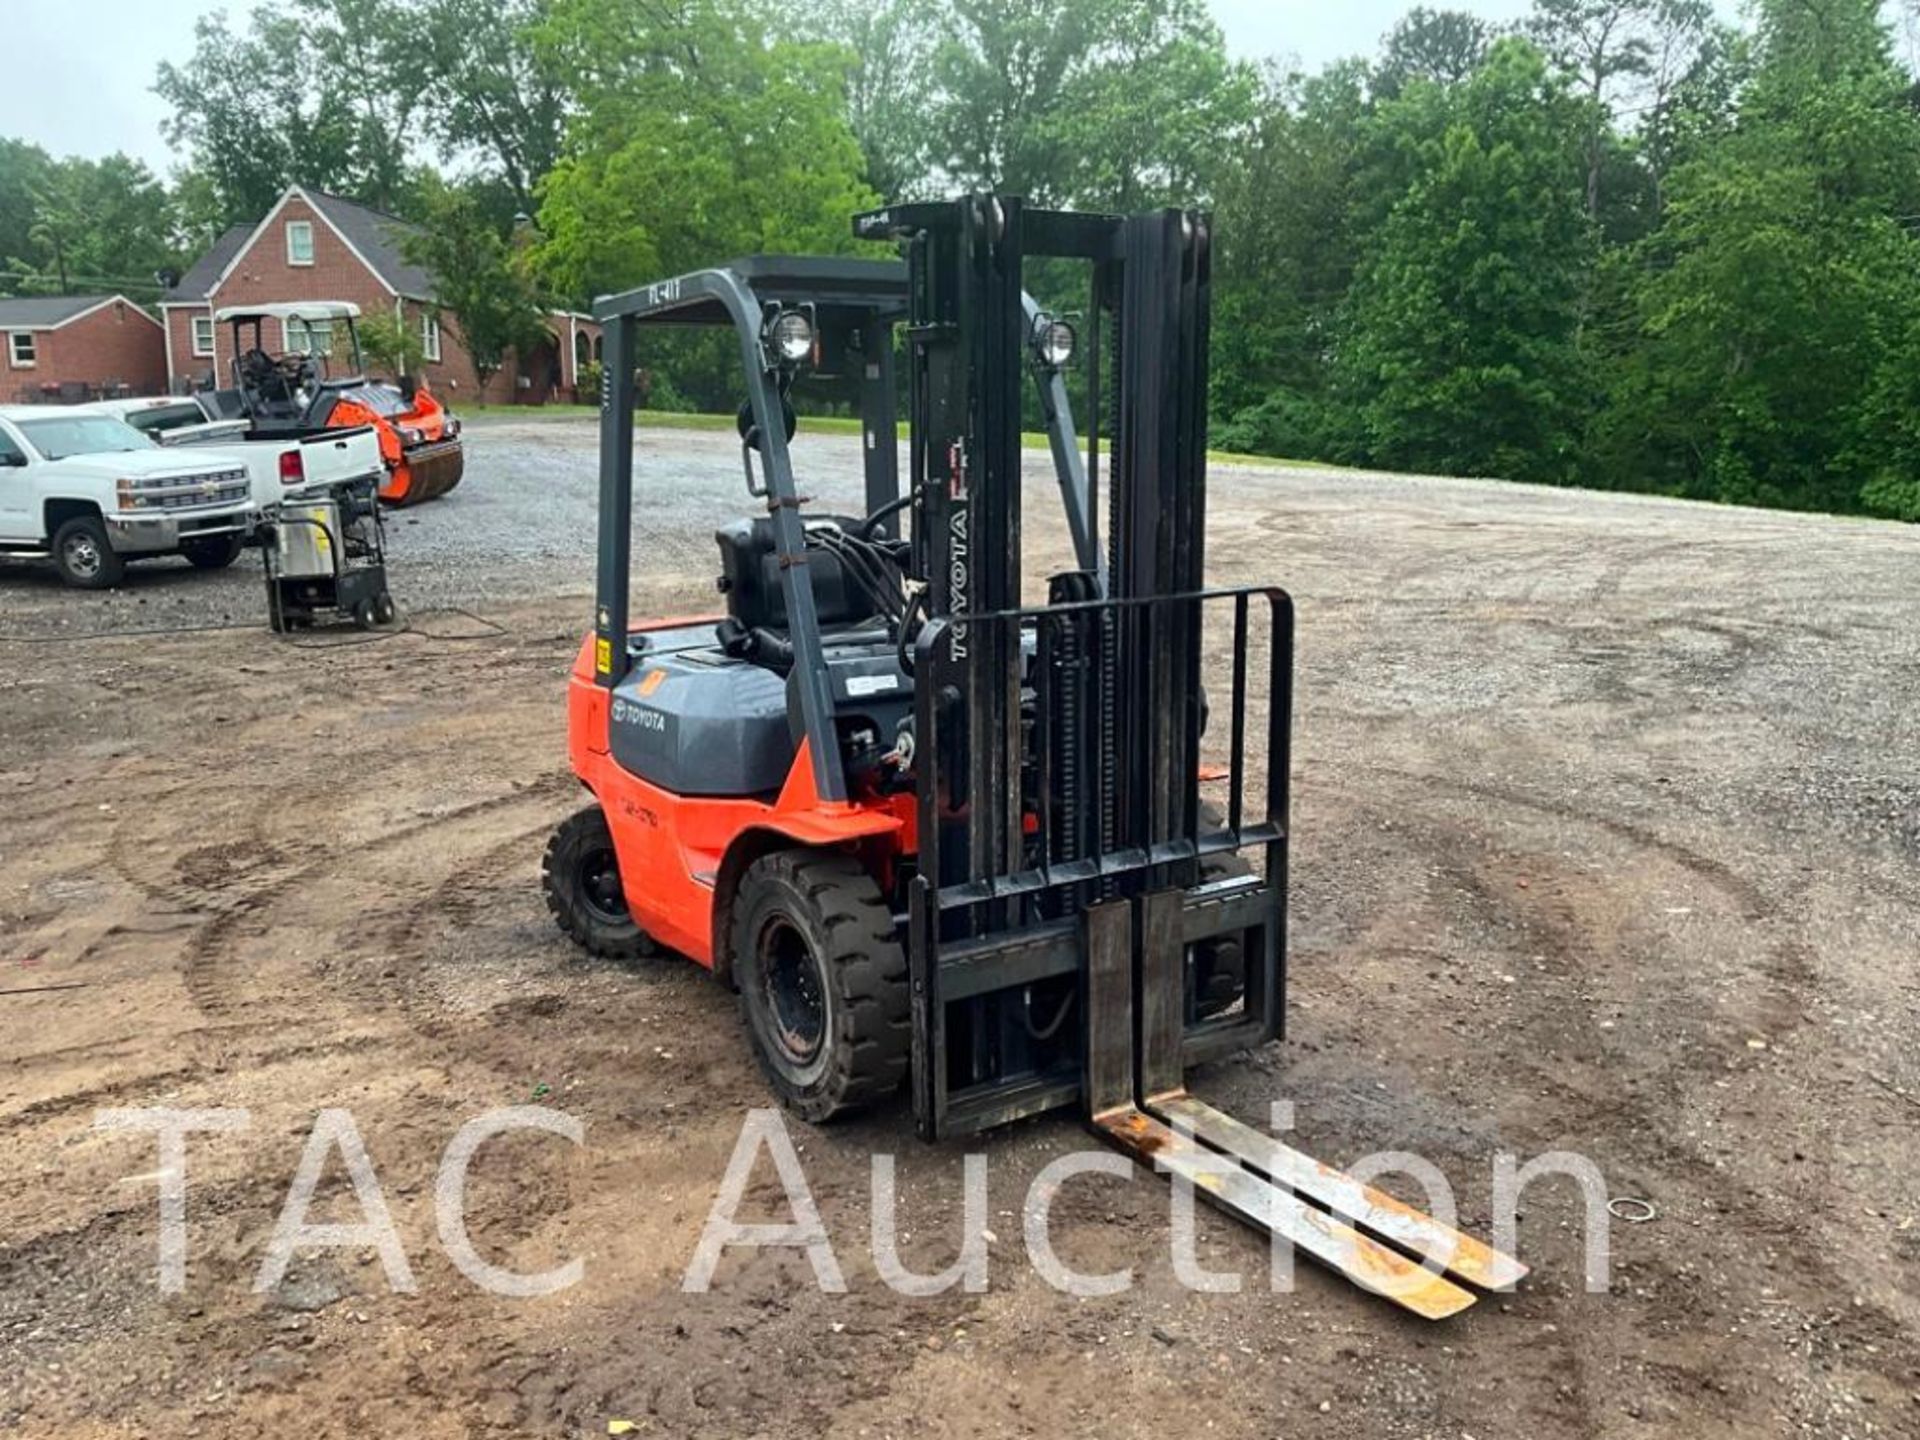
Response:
[163,224,250,303]
[163,191,436,304]
[0,294,119,328]
[308,191,434,298]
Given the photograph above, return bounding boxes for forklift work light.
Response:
[1032,315,1077,369]
[771,309,815,364]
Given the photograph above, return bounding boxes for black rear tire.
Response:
[1193,801,1254,1019]
[732,849,909,1123]
[181,534,244,570]
[543,805,654,959]
[52,516,125,590]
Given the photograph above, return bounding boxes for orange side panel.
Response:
[565,639,906,969]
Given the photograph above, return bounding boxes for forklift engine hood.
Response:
[608,621,914,799]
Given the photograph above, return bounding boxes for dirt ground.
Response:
[1,419,1917,1439]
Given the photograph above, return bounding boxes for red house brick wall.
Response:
[3,299,166,400]
[213,195,397,320]
[164,306,218,392]
[418,307,603,407]
[166,190,607,408]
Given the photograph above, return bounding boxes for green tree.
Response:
[787,0,940,200]
[533,0,877,300]
[1591,0,1920,513]
[399,0,568,211]
[1633,0,1731,218]
[1376,7,1497,95]
[154,7,416,224]
[1211,61,1371,457]
[921,0,1252,210]
[5,153,181,298]
[531,0,880,408]
[0,140,52,293]
[1332,39,1595,481]
[405,181,552,394]
[358,309,429,379]
[1528,0,1655,218]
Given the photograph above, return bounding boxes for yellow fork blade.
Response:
[1152,1093,1529,1292]
[1094,1106,1479,1321]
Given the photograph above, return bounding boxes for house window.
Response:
[8,332,35,368]
[191,315,214,357]
[422,314,442,363]
[284,317,334,357]
[286,220,314,266]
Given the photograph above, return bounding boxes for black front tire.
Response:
[732,849,909,1123]
[543,805,653,959]
[52,516,125,590]
[181,533,244,570]
[1193,801,1254,1019]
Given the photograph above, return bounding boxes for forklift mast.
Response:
[866,198,1526,1319]
[852,197,1292,1138]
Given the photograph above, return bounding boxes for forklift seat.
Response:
[714,516,877,633]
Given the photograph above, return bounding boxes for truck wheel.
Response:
[181,534,244,570]
[542,805,655,960]
[732,849,908,1123]
[52,516,125,590]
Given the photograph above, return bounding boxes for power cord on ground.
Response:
[0,605,514,649]
[0,618,258,644]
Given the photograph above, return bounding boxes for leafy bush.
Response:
[358,310,426,380]
[575,359,602,406]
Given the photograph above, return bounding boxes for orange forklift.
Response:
[202,302,465,505]
[543,197,1527,1317]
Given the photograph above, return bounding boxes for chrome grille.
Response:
[126,468,251,511]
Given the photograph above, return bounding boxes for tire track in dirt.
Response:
[175,777,574,1026]
[1297,778,1913,1432]
[348,818,563,1043]
[0,1032,395,1139]
[1369,765,1774,916]
[1306,771,1908,1414]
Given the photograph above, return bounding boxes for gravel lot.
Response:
[0,417,882,626]
[0,415,1916,1439]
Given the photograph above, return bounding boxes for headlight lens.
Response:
[772,310,814,364]
[1034,316,1077,369]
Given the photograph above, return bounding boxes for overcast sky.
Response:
[3,0,1554,173]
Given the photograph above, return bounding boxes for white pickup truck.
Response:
[78,396,385,519]
[0,405,380,589]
